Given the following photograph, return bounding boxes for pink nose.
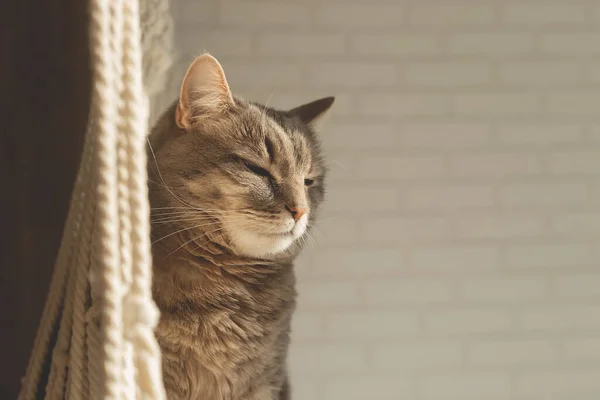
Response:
[286,206,307,222]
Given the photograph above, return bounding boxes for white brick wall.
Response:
[165,1,600,398]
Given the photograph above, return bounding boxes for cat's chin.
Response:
[232,232,295,258]
[227,216,308,258]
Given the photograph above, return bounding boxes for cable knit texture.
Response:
[17,0,172,398]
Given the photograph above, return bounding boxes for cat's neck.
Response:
[151,221,296,313]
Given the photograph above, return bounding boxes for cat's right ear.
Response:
[176,54,235,129]
[288,96,335,128]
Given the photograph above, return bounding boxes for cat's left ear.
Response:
[289,96,335,127]
[176,54,235,129]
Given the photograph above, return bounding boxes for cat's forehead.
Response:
[238,104,312,170]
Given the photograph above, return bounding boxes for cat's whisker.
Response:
[151,210,213,218]
[152,218,202,223]
[151,214,234,222]
[305,230,318,247]
[327,160,349,175]
[311,216,338,224]
[151,220,230,245]
[296,235,308,251]
[152,209,253,220]
[150,206,248,213]
[264,90,276,109]
[151,213,211,220]
[152,226,198,245]
[159,224,230,262]
[260,90,276,131]
[329,159,349,170]
[160,235,200,262]
[151,216,246,226]
[147,177,192,204]
[151,206,253,213]
[150,206,197,210]
[217,215,256,224]
[151,218,211,225]
[151,214,242,223]
[151,211,202,217]
[151,215,253,231]
[147,178,171,188]
[150,209,252,221]
[151,212,218,220]
[308,225,323,238]
[158,211,203,216]
[152,213,248,224]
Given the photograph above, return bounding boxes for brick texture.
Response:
[165,1,600,398]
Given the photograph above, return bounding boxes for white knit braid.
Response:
[17,0,172,398]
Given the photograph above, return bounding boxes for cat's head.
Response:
[149,54,334,260]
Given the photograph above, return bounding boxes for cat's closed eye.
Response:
[304,178,314,186]
[244,160,271,178]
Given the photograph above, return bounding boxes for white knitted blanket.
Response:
[18,0,172,398]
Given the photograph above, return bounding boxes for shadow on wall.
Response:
[0,1,90,397]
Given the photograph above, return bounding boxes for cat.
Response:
[147,53,334,400]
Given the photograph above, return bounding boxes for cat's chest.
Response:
[156,269,295,361]
[197,281,295,346]
[157,285,294,400]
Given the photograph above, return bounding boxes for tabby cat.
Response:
[147,54,334,400]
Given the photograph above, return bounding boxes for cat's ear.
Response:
[176,54,235,129]
[289,96,335,127]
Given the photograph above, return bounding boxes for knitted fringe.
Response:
[18,0,172,398]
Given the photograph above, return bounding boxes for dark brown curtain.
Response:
[0,0,90,397]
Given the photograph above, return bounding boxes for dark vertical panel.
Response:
[0,0,90,396]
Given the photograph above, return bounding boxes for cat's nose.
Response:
[286,205,307,222]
